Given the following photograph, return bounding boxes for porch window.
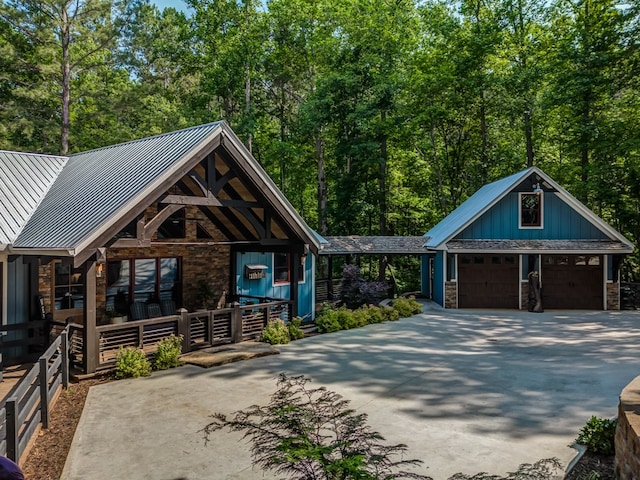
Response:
[273,253,305,285]
[107,257,181,311]
[519,192,543,228]
[54,262,84,310]
[157,211,185,239]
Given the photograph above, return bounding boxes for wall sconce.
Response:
[96,263,104,278]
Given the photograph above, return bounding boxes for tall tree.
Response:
[0,0,137,154]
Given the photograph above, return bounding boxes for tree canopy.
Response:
[1,0,639,278]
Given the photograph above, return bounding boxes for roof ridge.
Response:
[68,121,224,158]
[0,150,68,160]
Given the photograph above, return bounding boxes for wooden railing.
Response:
[0,327,69,462]
[69,299,292,371]
[316,278,343,303]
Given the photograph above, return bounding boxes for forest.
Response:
[1,0,640,281]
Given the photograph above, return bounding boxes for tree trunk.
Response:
[60,4,71,155]
[316,133,328,236]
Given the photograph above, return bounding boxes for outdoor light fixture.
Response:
[533,183,543,194]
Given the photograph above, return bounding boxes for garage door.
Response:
[541,255,603,309]
[458,254,519,308]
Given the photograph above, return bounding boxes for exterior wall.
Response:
[458,192,607,241]
[607,282,620,310]
[615,375,640,479]
[444,281,457,308]
[421,255,430,298]
[235,251,314,320]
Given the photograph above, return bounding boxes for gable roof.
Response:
[10,122,320,260]
[0,151,67,249]
[424,166,634,252]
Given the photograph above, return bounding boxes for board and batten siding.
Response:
[432,251,445,306]
[235,252,315,320]
[456,192,607,240]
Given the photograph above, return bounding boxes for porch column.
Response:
[82,259,98,374]
[290,252,300,319]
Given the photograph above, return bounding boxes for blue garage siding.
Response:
[235,252,315,320]
[433,251,445,306]
[457,193,607,240]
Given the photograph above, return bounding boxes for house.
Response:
[0,122,320,373]
[422,167,634,310]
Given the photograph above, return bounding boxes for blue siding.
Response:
[235,252,314,320]
[421,255,430,297]
[457,193,607,240]
[433,252,445,306]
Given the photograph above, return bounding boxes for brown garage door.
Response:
[458,254,519,308]
[541,255,603,309]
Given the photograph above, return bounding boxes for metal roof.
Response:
[424,166,635,252]
[320,236,428,255]
[14,123,223,250]
[446,239,634,254]
[424,168,532,249]
[0,151,67,247]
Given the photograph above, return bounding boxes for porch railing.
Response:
[69,298,291,371]
[0,327,69,463]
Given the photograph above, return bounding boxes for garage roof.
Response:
[447,239,633,254]
[319,236,427,255]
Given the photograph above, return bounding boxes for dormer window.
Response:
[520,191,543,228]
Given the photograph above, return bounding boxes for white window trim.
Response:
[518,192,544,229]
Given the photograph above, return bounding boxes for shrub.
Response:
[205,374,428,480]
[261,319,290,345]
[575,416,617,455]
[341,264,389,309]
[153,334,184,370]
[364,305,385,324]
[315,309,341,333]
[381,306,401,321]
[115,346,151,379]
[287,317,305,340]
[393,296,423,318]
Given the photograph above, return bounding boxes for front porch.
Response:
[64,295,290,373]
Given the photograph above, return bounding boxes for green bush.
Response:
[364,305,385,324]
[115,346,152,379]
[262,319,290,344]
[288,317,305,340]
[315,309,341,333]
[575,416,617,455]
[336,307,360,330]
[153,334,184,370]
[381,306,400,321]
[392,296,423,318]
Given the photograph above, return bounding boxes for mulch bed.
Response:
[564,451,614,480]
[22,375,112,480]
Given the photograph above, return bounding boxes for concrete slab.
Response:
[61,309,640,480]
[181,342,279,368]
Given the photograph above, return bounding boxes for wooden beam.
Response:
[218,199,261,209]
[83,259,98,374]
[110,238,152,248]
[160,194,222,207]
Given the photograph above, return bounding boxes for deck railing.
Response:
[0,327,69,463]
[68,298,291,371]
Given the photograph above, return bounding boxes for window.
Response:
[54,262,84,310]
[273,253,305,285]
[157,212,185,239]
[106,257,181,311]
[520,192,543,228]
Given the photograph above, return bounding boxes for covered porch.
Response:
[4,123,320,374]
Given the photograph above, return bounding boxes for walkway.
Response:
[61,308,640,479]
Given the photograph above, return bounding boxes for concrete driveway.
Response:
[61,307,640,480]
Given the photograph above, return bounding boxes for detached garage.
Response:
[423,167,634,310]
